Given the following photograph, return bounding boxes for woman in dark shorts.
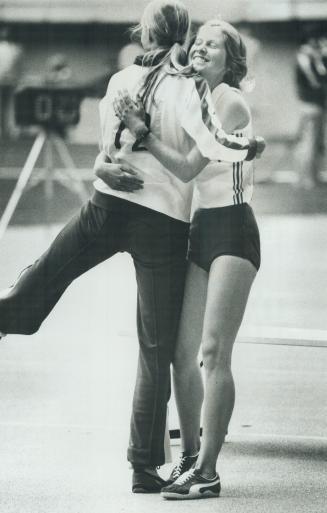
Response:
[114,19,261,499]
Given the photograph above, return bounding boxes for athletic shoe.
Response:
[161,468,220,500]
[166,452,198,485]
[132,467,167,493]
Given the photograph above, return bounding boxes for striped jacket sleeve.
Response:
[180,77,255,163]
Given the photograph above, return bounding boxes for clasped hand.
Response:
[93,152,144,193]
[113,89,147,136]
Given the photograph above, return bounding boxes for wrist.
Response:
[245,136,265,161]
[134,124,151,143]
[245,138,257,161]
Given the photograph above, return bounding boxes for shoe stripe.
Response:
[199,483,221,495]
[161,479,220,500]
[189,480,220,495]
[162,488,220,500]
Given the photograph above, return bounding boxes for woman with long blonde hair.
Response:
[113,18,261,499]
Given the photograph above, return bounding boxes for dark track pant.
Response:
[0,193,189,466]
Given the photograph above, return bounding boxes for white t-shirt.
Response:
[193,83,255,209]
[95,65,251,222]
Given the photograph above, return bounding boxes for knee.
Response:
[202,335,232,372]
[172,347,184,373]
[172,345,198,378]
[0,295,41,335]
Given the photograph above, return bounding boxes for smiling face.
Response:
[189,25,227,90]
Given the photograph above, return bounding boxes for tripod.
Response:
[0,128,89,242]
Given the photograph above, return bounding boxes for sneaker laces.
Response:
[171,455,189,479]
[174,468,195,486]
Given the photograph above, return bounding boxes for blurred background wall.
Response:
[0,0,325,141]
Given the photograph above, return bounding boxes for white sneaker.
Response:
[161,468,220,500]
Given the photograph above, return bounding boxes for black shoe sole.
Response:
[133,486,162,494]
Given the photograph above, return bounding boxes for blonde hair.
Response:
[131,0,192,105]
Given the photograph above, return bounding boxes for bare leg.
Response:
[196,256,257,478]
[172,262,208,455]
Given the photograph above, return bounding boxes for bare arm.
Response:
[142,134,208,182]
[113,89,262,183]
[216,89,251,133]
[143,91,251,181]
[112,93,207,182]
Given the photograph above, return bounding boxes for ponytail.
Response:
[132,1,192,106]
[139,42,194,106]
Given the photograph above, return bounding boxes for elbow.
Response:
[164,162,190,182]
[180,175,192,183]
[178,163,194,183]
[175,169,192,183]
[176,170,190,183]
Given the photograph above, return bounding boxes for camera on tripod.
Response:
[14,53,86,130]
[14,83,83,130]
[0,54,93,241]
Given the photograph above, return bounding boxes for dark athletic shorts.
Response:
[188,203,261,272]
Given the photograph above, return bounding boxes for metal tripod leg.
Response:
[44,133,55,202]
[51,133,89,202]
[0,131,46,243]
